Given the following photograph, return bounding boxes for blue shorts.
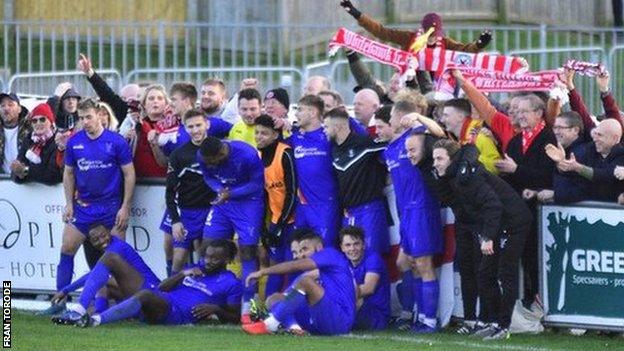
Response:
[295,201,339,247]
[267,223,295,263]
[343,199,390,254]
[354,303,389,330]
[159,210,172,234]
[399,207,443,257]
[203,199,264,246]
[156,292,194,325]
[72,201,119,236]
[165,207,210,249]
[305,293,354,335]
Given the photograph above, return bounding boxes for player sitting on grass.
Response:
[76,239,242,327]
[52,223,160,325]
[339,226,391,331]
[242,228,356,336]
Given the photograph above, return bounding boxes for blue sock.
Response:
[421,279,439,321]
[94,296,109,313]
[56,253,75,291]
[397,271,414,314]
[241,258,258,303]
[99,296,142,325]
[166,260,172,277]
[79,263,110,310]
[270,289,306,328]
[413,276,423,317]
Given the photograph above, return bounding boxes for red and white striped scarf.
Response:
[564,59,605,77]
[26,129,54,164]
[521,120,546,154]
[329,27,527,78]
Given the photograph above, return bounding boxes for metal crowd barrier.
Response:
[124,66,305,100]
[6,69,123,98]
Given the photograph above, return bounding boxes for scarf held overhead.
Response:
[328,27,528,77]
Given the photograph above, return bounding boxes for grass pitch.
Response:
[12,311,624,351]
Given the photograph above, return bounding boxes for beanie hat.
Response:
[264,88,290,109]
[30,103,56,124]
[421,13,444,37]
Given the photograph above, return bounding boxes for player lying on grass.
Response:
[242,228,356,336]
[76,239,242,327]
[52,223,160,324]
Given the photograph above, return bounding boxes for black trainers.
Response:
[456,320,476,335]
[470,323,497,338]
[483,327,510,341]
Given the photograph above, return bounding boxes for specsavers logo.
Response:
[76,158,114,172]
[293,146,327,159]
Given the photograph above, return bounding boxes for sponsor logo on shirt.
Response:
[293,146,327,159]
[76,158,115,172]
[72,144,85,150]
[182,276,214,296]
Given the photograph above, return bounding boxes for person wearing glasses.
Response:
[10,102,62,185]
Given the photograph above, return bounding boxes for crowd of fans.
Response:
[2,4,624,340]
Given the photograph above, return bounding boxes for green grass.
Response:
[12,311,624,351]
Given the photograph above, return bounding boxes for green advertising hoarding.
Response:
[540,204,624,331]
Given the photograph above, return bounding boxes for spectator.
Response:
[0,92,30,174]
[96,102,119,131]
[556,119,624,203]
[353,88,380,134]
[228,88,262,147]
[440,98,501,174]
[302,75,331,96]
[133,84,171,177]
[318,90,344,114]
[11,103,62,185]
[47,83,81,131]
[536,112,590,203]
[560,68,624,137]
[494,93,556,309]
[340,2,491,93]
[264,88,290,121]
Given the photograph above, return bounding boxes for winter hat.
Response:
[30,103,56,124]
[421,13,444,37]
[61,88,82,101]
[264,88,290,110]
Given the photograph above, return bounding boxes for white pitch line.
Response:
[343,333,564,351]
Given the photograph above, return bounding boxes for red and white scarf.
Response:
[564,59,605,77]
[25,129,54,164]
[521,120,546,154]
[329,27,530,89]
